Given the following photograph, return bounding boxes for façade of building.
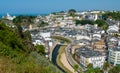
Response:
[108,46,120,66]
[75,46,105,68]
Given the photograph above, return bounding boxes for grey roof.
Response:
[111,46,120,51]
[79,39,91,44]
[76,46,103,58]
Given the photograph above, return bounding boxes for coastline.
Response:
[0,13,48,19]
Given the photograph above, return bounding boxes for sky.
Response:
[0,0,120,15]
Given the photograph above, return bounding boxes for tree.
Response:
[0,23,62,73]
[86,63,94,73]
[87,63,93,68]
[59,11,64,13]
[35,45,45,55]
[23,30,31,41]
[75,19,108,30]
[73,64,79,72]
[108,65,120,73]
[76,20,95,25]
[13,15,36,26]
[95,19,108,30]
[38,21,48,27]
[102,62,110,73]
[94,68,102,73]
[102,11,120,20]
[68,9,76,17]
[17,24,24,38]
[68,9,76,13]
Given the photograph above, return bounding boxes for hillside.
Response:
[0,22,62,73]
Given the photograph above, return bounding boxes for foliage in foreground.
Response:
[0,52,62,73]
[0,22,62,73]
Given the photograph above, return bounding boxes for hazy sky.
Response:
[0,0,120,14]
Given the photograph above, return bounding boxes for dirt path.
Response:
[60,53,75,73]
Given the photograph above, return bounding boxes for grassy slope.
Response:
[0,22,62,73]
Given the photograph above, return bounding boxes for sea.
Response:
[0,15,2,18]
[0,13,48,19]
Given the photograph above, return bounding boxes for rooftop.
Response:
[94,40,105,45]
[111,46,120,51]
[76,46,103,58]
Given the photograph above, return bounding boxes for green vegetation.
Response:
[0,23,28,54]
[84,62,120,73]
[13,15,36,25]
[38,21,49,27]
[76,20,94,25]
[102,62,110,72]
[86,64,94,73]
[102,62,120,73]
[108,65,120,73]
[52,11,64,15]
[0,22,62,73]
[102,11,120,20]
[73,64,79,72]
[85,63,102,73]
[35,45,45,55]
[95,19,108,30]
[94,68,102,73]
[68,9,76,13]
[76,19,108,30]
[0,52,62,73]
[68,9,76,17]
[51,36,71,43]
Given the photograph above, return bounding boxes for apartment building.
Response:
[75,46,105,68]
[108,46,120,66]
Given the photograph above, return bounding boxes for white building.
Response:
[3,13,16,20]
[40,32,53,48]
[86,14,98,21]
[32,38,44,46]
[107,25,119,34]
[90,11,101,14]
[75,47,105,68]
[76,35,91,41]
[108,46,120,66]
[40,32,51,41]
[92,33,101,40]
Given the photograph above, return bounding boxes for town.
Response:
[1,10,120,73]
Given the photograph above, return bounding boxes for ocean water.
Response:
[0,15,2,18]
[0,13,48,19]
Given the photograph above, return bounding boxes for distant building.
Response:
[93,40,106,53]
[108,46,120,66]
[85,14,98,21]
[32,38,44,46]
[107,25,119,35]
[29,24,33,30]
[90,11,101,14]
[76,35,91,41]
[40,32,51,41]
[92,33,101,40]
[75,46,105,68]
[107,37,118,49]
[40,32,53,48]
[3,13,16,20]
